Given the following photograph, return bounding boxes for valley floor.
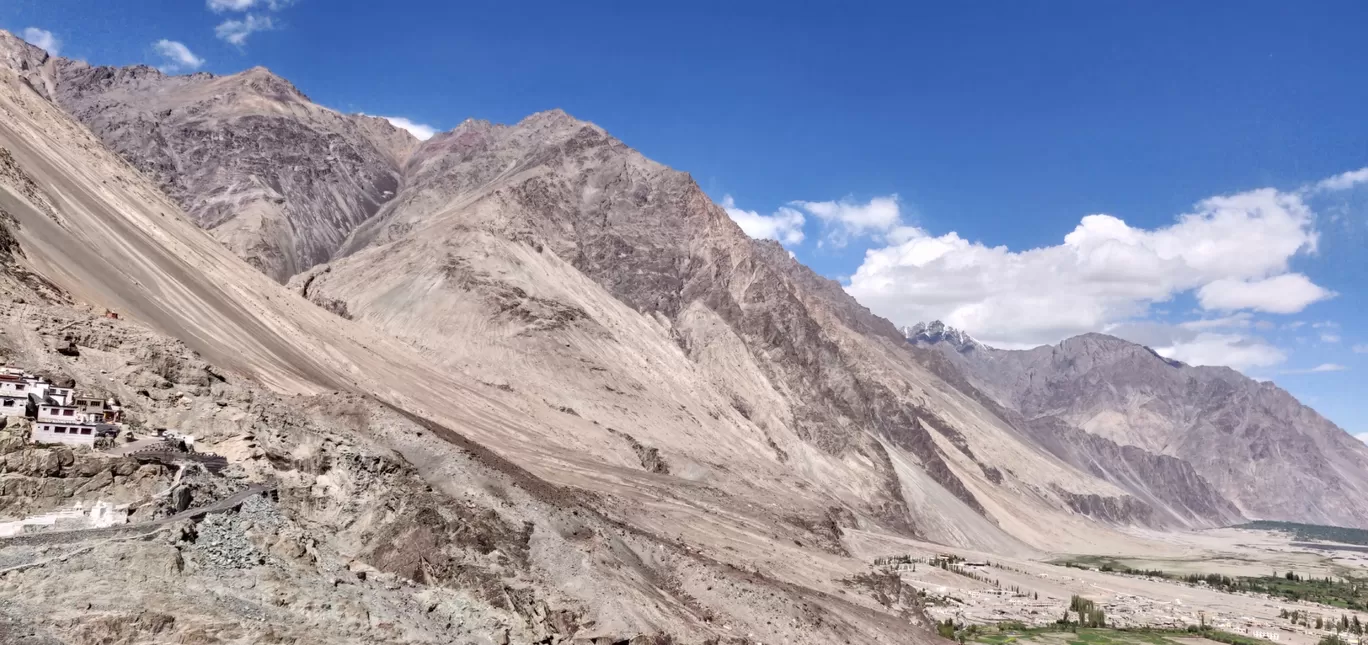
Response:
[845,527,1368,645]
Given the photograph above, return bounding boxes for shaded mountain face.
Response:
[0,32,415,282]
[909,322,1368,528]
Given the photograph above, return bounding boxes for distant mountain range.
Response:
[907,321,1368,528]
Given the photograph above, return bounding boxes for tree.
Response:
[1318,616,1325,630]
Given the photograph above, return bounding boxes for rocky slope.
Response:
[908,322,1368,529]
[0,30,414,282]
[295,109,1169,551]
[0,31,951,643]
[6,22,1368,641]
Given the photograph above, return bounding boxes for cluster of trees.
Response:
[1240,521,1368,547]
[1279,609,1365,634]
[1059,595,1106,628]
[928,556,1000,586]
[1174,571,1367,610]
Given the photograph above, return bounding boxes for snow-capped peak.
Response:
[902,320,982,351]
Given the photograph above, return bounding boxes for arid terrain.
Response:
[1,28,1367,645]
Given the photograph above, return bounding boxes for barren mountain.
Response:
[0,31,414,282]
[6,23,1368,641]
[0,35,947,642]
[295,108,1220,550]
[908,321,1368,529]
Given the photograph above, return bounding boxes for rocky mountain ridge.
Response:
[0,31,416,282]
[0,41,941,642]
[908,324,1368,528]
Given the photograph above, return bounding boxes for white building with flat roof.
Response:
[32,421,100,446]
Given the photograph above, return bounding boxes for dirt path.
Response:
[0,483,275,549]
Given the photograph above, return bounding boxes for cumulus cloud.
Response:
[152,40,205,73]
[1354,344,1368,354]
[843,184,1330,349]
[380,116,438,141]
[21,27,61,56]
[1196,274,1334,314]
[215,14,274,46]
[1321,332,1342,343]
[721,196,806,245]
[1312,167,1368,193]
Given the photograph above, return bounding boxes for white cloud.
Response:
[215,14,274,46]
[791,195,902,245]
[1196,274,1334,314]
[1321,333,1341,343]
[844,184,1328,349]
[1152,333,1288,371]
[1354,344,1368,354]
[1355,433,1368,445]
[1179,313,1253,331]
[381,116,439,141]
[207,0,293,11]
[152,40,205,73]
[1281,363,1349,374]
[207,0,256,10]
[1312,167,1368,193]
[1112,322,1287,371]
[721,196,806,245]
[21,27,61,56]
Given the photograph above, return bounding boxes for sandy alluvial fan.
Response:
[1,29,1366,644]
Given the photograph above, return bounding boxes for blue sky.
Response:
[5,1,1366,436]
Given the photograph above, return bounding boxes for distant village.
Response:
[1,365,123,447]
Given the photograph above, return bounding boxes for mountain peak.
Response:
[903,320,982,351]
[226,65,309,103]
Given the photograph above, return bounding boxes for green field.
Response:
[964,627,1271,645]
[1057,557,1368,611]
[1238,521,1368,547]
[971,628,1178,645]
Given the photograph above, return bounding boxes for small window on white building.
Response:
[63,409,73,416]
[2,400,11,407]
[80,428,92,435]
[54,426,65,434]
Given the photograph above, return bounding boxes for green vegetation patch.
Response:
[1058,559,1368,612]
[1238,521,1368,546]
